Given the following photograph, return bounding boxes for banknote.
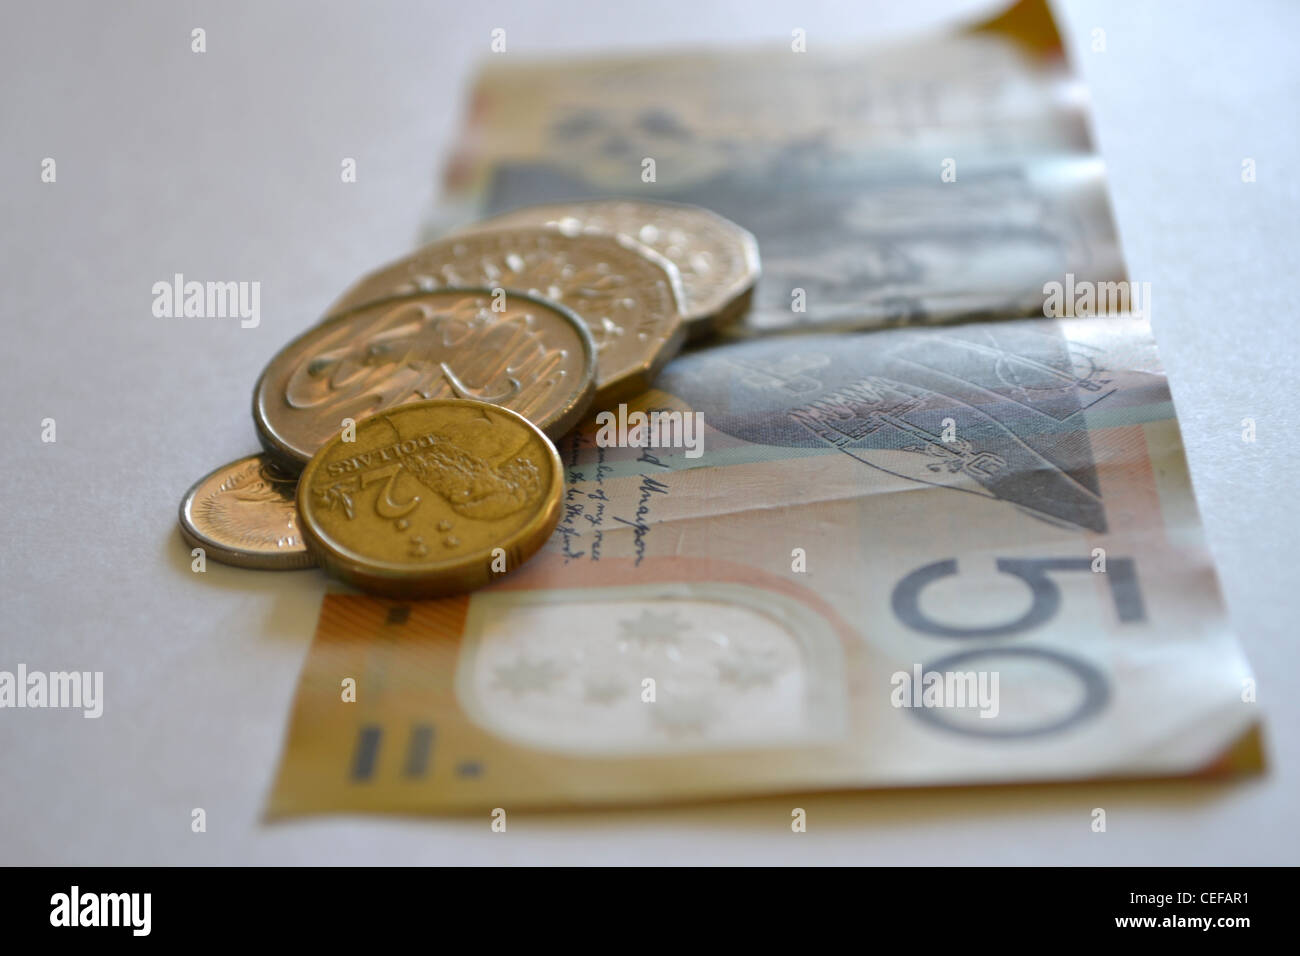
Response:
[440,0,1127,337]
[267,315,1261,815]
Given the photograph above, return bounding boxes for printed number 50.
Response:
[891,557,1145,639]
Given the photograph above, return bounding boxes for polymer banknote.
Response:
[268,315,1260,814]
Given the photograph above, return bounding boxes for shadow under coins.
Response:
[164,525,332,643]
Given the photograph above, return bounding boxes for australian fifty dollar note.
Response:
[267,315,1261,815]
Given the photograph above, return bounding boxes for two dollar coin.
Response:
[296,399,563,598]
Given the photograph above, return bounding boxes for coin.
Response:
[178,454,315,570]
[254,287,596,468]
[323,228,686,405]
[296,398,563,598]
[465,200,761,339]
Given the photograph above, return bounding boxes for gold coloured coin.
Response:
[178,454,314,570]
[466,200,761,339]
[297,398,563,598]
[323,228,686,405]
[254,287,595,468]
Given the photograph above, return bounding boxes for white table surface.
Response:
[1,0,1296,865]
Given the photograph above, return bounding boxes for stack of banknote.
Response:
[261,0,1261,815]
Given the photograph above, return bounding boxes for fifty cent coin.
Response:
[297,398,563,598]
[466,199,760,339]
[178,454,314,570]
[322,228,686,405]
[254,287,595,468]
